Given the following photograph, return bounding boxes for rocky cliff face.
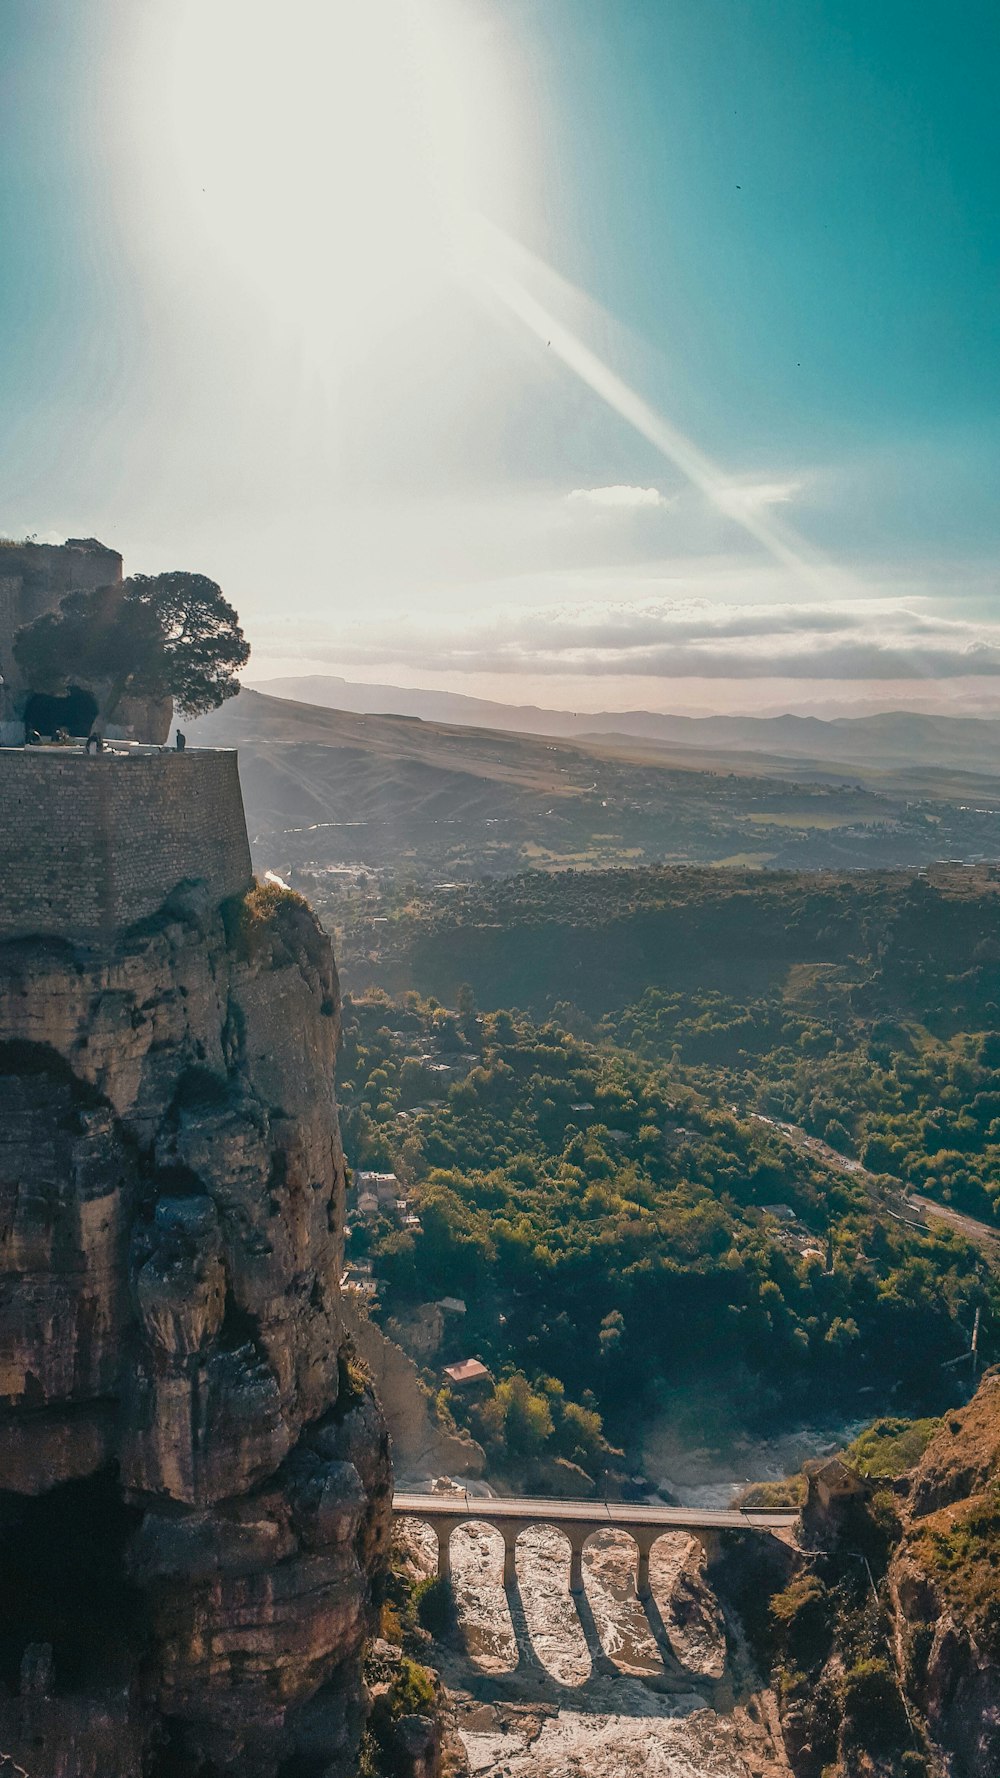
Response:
[889,1370,1000,1777]
[0,881,391,1777]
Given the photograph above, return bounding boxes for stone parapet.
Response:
[0,747,252,940]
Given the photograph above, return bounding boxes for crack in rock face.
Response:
[0,888,392,1777]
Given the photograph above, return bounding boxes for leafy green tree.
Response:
[14,586,161,721]
[479,1372,554,1459]
[14,570,249,723]
[124,572,250,713]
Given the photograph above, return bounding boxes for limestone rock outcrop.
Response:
[888,1369,1000,1778]
[0,880,391,1776]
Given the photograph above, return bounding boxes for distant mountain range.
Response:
[253,674,1000,778]
[188,687,1000,880]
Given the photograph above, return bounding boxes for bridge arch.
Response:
[580,1522,656,1599]
[405,1512,508,1585]
[393,1494,796,1608]
[451,1515,512,1586]
[511,1518,581,1592]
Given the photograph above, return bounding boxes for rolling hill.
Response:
[254,674,1000,779]
[187,689,1000,884]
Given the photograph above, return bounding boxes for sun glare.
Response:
[127,0,518,368]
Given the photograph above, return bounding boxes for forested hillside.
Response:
[337,869,1000,1479]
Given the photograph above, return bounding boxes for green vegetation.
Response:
[761,1484,924,1774]
[770,1572,833,1669]
[360,1650,439,1778]
[911,1481,1000,1657]
[844,1417,941,1479]
[352,868,1000,1226]
[224,877,325,967]
[840,1655,911,1754]
[341,981,996,1464]
[14,568,249,721]
[412,1575,453,1638]
[380,1654,435,1718]
[336,863,998,1770]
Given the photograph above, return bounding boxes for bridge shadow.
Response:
[403,1512,772,1719]
[501,1569,556,1681]
[448,1555,727,1719]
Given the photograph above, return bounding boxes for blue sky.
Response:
[2,0,999,713]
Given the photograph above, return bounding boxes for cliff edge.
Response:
[0,878,391,1777]
[889,1369,1000,1776]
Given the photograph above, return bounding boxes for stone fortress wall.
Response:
[0,747,253,941]
[0,537,124,740]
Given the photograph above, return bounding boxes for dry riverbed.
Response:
[398,1517,791,1777]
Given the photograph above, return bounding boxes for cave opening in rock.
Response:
[0,1470,144,1695]
[23,684,99,739]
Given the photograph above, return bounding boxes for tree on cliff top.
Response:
[14,571,250,721]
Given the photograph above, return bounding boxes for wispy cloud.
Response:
[716,478,802,514]
[568,484,669,510]
[331,596,1000,681]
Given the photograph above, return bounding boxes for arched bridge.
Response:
[393,1490,798,1599]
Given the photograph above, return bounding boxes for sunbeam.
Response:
[470,223,861,605]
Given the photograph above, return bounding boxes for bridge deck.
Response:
[392,1491,798,1532]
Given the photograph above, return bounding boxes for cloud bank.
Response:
[333,597,1000,680]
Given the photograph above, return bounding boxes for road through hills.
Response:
[751,1113,1000,1255]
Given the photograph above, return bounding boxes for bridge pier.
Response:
[391,1494,799,1629]
[689,1527,722,1567]
[636,1545,651,1600]
[633,1529,657,1599]
[436,1526,451,1581]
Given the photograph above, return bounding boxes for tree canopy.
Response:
[14,571,250,721]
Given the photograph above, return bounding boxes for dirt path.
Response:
[904,1192,1000,1249]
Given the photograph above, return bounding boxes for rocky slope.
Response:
[889,1370,1000,1776]
[0,880,391,1777]
[341,1295,485,1483]
[747,1373,1000,1777]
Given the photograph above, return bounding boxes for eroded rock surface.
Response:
[889,1370,1000,1778]
[0,883,391,1776]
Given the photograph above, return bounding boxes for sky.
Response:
[2,0,999,716]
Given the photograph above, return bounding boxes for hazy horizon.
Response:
[248,668,1000,724]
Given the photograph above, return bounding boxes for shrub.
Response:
[841,1656,909,1753]
[769,1573,832,1669]
[844,1416,940,1480]
[223,878,307,960]
[336,1345,372,1414]
[915,1481,1000,1655]
[384,1655,435,1719]
[413,1575,453,1637]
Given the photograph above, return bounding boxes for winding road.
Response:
[750,1112,1000,1252]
